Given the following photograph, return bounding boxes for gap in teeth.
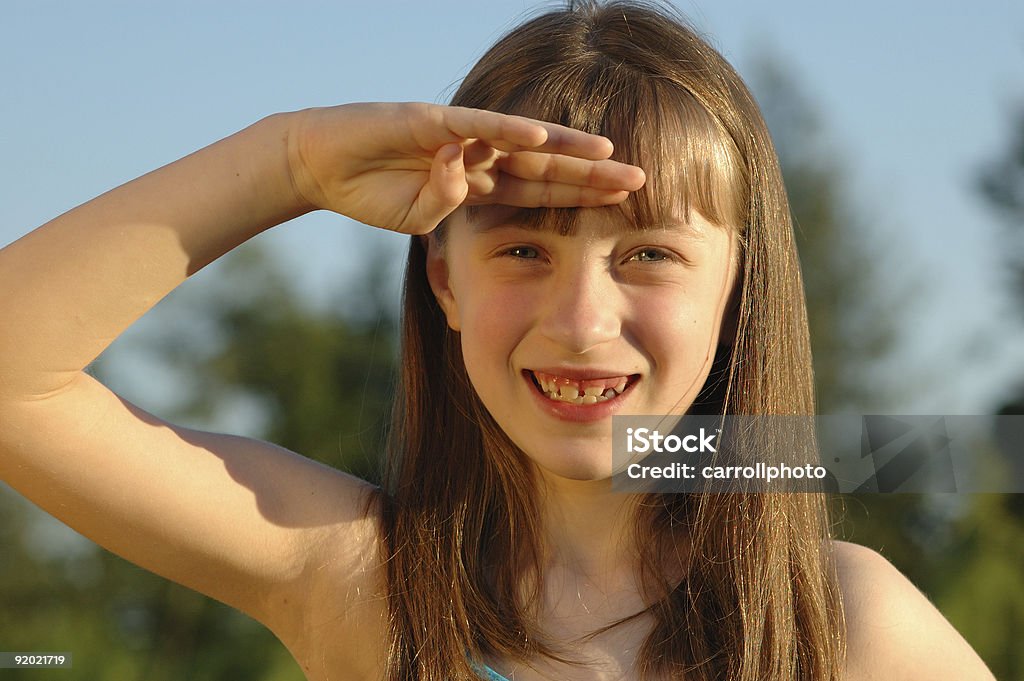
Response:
[533,371,633,404]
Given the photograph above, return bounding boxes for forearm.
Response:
[0,112,309,399]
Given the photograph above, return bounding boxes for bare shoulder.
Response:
[832,541,995,681]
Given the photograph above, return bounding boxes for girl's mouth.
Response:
[526,370,639,405]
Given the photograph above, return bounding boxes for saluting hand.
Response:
[286,102,646,235]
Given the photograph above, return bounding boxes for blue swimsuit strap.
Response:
[469,659,513,681]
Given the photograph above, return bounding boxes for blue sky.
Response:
[3,0,1023,415]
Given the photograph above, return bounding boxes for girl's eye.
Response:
[630,248,670,263]
[506,246,540,259]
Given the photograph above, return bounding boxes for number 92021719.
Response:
[0,652,72,668]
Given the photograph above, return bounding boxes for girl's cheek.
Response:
[626,289,695,331]
[633,292,724,355]
[464,284,539,341]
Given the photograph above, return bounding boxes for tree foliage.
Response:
[979,102,1024,302]
[153,243,398,483]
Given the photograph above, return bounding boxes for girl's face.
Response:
[427,205,738,482]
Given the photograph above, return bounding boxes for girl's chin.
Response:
[524,451,617,484]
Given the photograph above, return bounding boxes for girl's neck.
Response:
[515,472,656,660]
[534,472,638,585]
[528,472,690,616]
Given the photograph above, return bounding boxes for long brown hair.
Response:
[379,2,844,679]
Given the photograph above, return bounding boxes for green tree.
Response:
[152,242,398,482]
[963,102,1024,680]
[979,103,1024,301]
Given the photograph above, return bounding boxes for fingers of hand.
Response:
[443,107,548,150]
[529,122,615,160]
[412,143,468,232]
[441,106,621,161]
[479,177,632,209]
[498,152,647,192]
[462,139,504,170]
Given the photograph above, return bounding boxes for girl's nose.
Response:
[537,260,621,354]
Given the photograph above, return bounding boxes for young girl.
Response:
[0,2,994,680]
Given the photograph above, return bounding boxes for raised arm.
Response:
[0,104,644,647]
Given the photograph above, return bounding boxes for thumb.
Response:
[413,143,469,232]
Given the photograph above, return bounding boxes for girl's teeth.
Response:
[546,390,612,404]
[532,371,633,404]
